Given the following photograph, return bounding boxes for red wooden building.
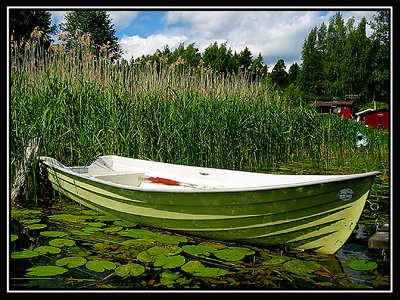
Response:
[355,108,389,129]
[315,101,353,118]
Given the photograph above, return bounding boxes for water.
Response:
[8,195,391,291]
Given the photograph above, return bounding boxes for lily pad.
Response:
[56,256,87,268]
[11,209,42,218]
[154,255,186,269]
[181,260,205,274]
[87,221,106,228]
[26,265,68,277]
[159,270,182,286]
[34,245,62,255]
[86,260,116,272]
[103,226,123,233]
[193,267,229,278]
[81,226,103,233]
[11,250,39,259]
[213,248,245,261]
[40,230,69,237]
[121,239,155,249]
[348,259,378,271]
[49,238,75,247]
[20,218,42,224]
[182,245,216,256]
[11,234,18,242]
[115,263,145,277]
[147,245,182,256]
[118,229,156,239]
[25,223,47,230]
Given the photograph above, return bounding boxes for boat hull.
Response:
[39,156,378,254]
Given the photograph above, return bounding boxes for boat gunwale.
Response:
[39,155,380,194]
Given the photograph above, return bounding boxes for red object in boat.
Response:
[146,177,181,186]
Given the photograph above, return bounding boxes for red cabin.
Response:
[315,101,353,118]
[356,108,389,129]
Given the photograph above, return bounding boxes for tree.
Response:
[202,42,235,74]
[287,63,300,85]
[9,10,56,44]
[298,27,325,100]
[367,10,390,103]
[237,47,253,70]
[343,17,369,103]
[270,59,288,90]
[325,12,347,99]
[60,10,122,60]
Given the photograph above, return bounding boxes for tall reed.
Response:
[10,37,389,203]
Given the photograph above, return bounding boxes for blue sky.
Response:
[48,8,380,69]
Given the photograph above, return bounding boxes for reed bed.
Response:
[10,39,389,202]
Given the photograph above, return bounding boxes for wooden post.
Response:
[11,137,41,203]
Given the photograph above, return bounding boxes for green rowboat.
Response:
[39,155,379,254]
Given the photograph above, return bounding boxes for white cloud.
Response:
[108,11,139,30]
[120,34,188,59]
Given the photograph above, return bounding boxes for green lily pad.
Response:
[181,260,205,273]
[103,226,123,233]
[11,250,39,259]
[56,256,87,268]
[159,270,182,286]
[81,226,103,233]
[20,218,42,224]
[26,265,68,277]
[34,245,62,255]
[193,267,229,278]
[49,238,75,247]
[86,260,116,272]
[227,246,255,256]
[121,239,156,249]
[115,263,145,277]
[147,245,182,256]
[348,259,378,271]
[11,234,18,242]
[213,248,245,261]
[87,221,106,228]
[11,209,42,218]
[117,229,156,239]
[137,250,156,263]
[40,230,69,237]
[25,223,47,230]
[182,245,216,256]
[154,255,185,269]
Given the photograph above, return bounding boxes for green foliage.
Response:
[60,10,122,60]
[9,9,56,43]
[270,59,288,90]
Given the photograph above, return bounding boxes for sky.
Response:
[48,8,381,70]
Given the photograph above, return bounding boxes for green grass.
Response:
[9,38,390,203]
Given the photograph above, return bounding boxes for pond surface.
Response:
[8,191,391,291]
